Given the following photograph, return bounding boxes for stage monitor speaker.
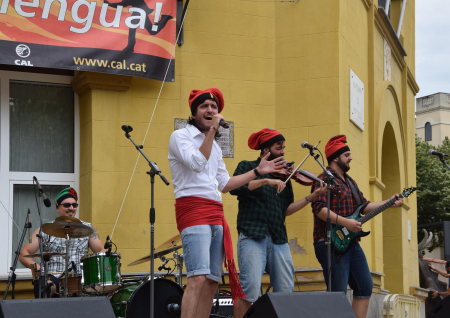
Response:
[243,292,356,318]
[0,297,115,318]
[427,295,450,318]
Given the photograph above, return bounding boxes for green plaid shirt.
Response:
[230,157,294,244]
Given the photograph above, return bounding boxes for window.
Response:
[0,71,79,277]
[425,122,432,141]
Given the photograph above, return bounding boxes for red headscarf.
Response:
[325,135,350,162]
[248,128,285,150]
[189,88,224,114]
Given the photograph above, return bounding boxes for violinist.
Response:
[230,128,327,318]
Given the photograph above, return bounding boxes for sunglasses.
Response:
[61,203,79,208]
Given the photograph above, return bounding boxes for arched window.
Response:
[425,122,432,141]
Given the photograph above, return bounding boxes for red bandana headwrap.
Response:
[248,128,285,150]
[325,135,350,163]
[189,88,224,114]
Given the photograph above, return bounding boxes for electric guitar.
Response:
[331,187,417,255]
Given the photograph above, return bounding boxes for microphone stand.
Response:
[122,125,170,318]
[439,157,450,170]
[34,181,48,299]
[309,149,339,292]
[3,210,32,300]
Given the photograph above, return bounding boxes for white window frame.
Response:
[0,70,79,278]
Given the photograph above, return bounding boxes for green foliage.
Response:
[416,136,450,251]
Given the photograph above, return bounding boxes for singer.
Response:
[18,187,107,297]
[168,88,286,318]
[229,128,327,318]
[310,135,403,318]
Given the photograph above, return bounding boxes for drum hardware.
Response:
[128,234,183,267]
[81,252,122,294]
[3,209,33,300]
[23,252,66,262]
[109,278,183,318]
[41,221,94,239]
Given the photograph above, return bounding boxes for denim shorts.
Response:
[180,225,224,283]
[237,233,294,303]
[314,241,373,298]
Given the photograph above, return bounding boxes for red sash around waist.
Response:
[175,196,246,303]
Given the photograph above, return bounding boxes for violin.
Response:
[272,161,341,196]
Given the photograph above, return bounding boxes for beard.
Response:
[268,150,282,161]
[189,117,209,132]
[337,156,350,173]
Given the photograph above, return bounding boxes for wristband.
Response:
[305,196,312,204]
[253,168,261,177]
[210,126,218,131]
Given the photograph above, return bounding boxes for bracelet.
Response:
[253,168,261,177]
[210,126,218,131]
[305,196,312,204]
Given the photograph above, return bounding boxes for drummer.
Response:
[19,187,107,297]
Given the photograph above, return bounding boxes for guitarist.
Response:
[311,135,403,318]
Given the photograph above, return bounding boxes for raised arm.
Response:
[222,154,286,193]
[19,227,42,270]
[88,226,107,253]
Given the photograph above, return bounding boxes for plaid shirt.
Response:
[41,220,92,275]
[311,167,369,241]
[230,158,294,244]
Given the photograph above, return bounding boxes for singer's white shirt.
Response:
[168,124,230,202]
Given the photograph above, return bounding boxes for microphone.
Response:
[219,119,229,129]
[428,149,450,157]
[33,177,51,207]
[301,141,318,151]
[158,257,170,271]
[121,125,133,133]
[27,209,32,244]
[104,235,112,252]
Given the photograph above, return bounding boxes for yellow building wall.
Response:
[5,0,420,299]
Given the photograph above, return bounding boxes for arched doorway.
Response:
[381,121,403,294]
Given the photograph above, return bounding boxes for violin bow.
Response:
[284,141,321,184]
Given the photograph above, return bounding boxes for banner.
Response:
[0,0,176,81]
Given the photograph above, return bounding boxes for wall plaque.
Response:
[350,69,365,131]
[174,119,234,158]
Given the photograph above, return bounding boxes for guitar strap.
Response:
[347,177,362,206]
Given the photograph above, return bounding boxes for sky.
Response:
[416,0,450,98]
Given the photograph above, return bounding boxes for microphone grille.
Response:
[301,141,307,148]
[428,149,434,155]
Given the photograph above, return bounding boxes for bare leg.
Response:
[352,298,370,318]
[196,278,218,318]
[233,298,252,318]
[181,275,213,318]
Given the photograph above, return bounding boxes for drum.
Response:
[81,252,122,294]
[109,279,183,318]
[60,273,82,296]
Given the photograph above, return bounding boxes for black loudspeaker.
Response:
[243,292,356,318]
[0,297,115,318]
[427,295,450,318]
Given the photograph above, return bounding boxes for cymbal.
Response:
[24,252,66,262]
[54,216,82,224]
[42,222,93,239]
[128,234,182,266]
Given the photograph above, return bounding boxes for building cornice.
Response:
[416,107,450,116]
[407,67,420,95]
[374,7,407,70]
[71,71,132,96]
[361,0,372,11]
